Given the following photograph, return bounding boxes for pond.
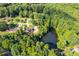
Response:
[41,32,57,49]
[0,47,11,56]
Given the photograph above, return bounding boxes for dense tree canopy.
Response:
[0,3,79,56]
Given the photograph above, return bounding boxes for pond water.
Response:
[0,47,11,56]
[41,32,57,49]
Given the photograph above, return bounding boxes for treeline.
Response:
[0,4,44,17]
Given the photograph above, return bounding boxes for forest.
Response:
[0,3,79,56]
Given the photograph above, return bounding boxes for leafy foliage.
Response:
[0,3,79,56]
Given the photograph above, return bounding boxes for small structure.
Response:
[33,26,38,34]
[25,26,38,34]
[73,45,79,53]
[25,28,33,33]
